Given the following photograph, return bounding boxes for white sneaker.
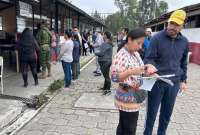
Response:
[63,87,70,90]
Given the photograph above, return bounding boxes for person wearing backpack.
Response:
[36,21,52,79]
[17,28,40,87]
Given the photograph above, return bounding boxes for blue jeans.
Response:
[61,61,72,87]
[144,81,180,135]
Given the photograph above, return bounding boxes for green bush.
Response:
[48,79,64,93]
[30,94,49,109]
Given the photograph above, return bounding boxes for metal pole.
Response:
[15,0,18,33]
[39,0,42,20]
[32,2,34,30]
[55,0,58,33]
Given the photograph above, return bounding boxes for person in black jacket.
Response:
[95,31,113,95]
[82,31,88,56]
[72,34,80,80]
[17,28,40,87]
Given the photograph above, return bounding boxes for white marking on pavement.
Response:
[80,57,96,72]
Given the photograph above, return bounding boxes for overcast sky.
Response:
[164,0,200,11]
[71,0,200,14]
[71,0,118,15]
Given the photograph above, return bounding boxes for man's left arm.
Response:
[180,41,189,91]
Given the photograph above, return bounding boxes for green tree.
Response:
[137,0,167,25]
[105,12,124,34]
[114,0,138,28]
[155,1,168,17]
[137,0,157,25]
[105,0,168,33]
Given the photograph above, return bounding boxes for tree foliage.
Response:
[92,10,102,20]
[105,0,168,33]
[155,1,168,17]
[91,10,105,23]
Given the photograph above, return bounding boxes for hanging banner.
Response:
[19,1,32,18]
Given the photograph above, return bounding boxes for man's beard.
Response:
[167,29,178,38]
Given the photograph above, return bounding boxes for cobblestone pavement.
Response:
[16,53,200,135]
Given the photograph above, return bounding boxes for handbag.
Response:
[119,83,147,104]
[132,89,147,103]
[84,43,88,49]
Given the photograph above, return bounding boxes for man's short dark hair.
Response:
[123,27,129,34]
[41,21,46,26]
[65,29,73,38]
[73,26,78,29]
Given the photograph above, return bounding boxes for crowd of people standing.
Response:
[15,9,189,135]
[16,21,109,90]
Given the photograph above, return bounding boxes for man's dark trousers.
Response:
[144,80,180,135]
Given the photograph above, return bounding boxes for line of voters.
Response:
[16,21,100,88]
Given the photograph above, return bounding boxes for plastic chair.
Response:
[0,56,3,94]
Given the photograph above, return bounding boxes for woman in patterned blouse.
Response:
[111,28,157,135]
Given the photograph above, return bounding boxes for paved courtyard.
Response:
[16,56,200,135]
[0,55,94,132]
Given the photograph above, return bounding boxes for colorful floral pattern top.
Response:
[111,47,144,112]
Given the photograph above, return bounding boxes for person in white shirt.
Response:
[92,31,104,76]
[58,30,74,89]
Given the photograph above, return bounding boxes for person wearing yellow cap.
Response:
[144,9,189,135]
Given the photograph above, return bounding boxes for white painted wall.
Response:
[181,28,200,43]
[152,28,200,43]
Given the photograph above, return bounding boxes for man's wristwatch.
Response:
[182,80,187,83]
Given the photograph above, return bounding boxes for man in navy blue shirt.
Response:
[144,10,189,135]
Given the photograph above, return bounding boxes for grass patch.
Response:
[26,79,64,109]
[28,94,49,109]
[28,56,94,109]
[47,79,64,94]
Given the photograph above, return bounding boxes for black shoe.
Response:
[24,82,28,88]
[94,73,101,76]
[99,87,105,90]
[35,80,39,86]
[37,70,41,73]
[102,90,111,95]
[93,71,97,74]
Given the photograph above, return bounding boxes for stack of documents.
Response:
[139,74,175,91]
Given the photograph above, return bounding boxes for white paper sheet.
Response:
[139,74,175,91]
[139,78,157,91]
